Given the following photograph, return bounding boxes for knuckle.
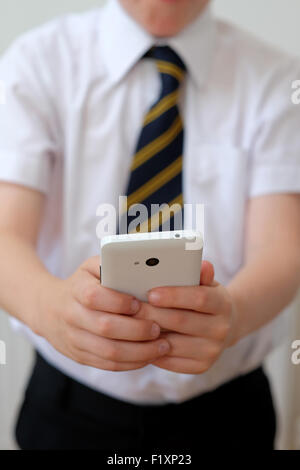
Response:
[200,290,209,305]
[104,343,120,362]
[195,291,207,310]
[215,321,230,341]
[65,327,77,348]
[172,311,187,329]
[98,316,112,337]
[207,342,221,360]
[82,285,98,307]
[63,306,73,325]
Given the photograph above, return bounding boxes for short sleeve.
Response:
[0,34,58,194]
[249,58,300,198]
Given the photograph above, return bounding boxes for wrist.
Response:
[226,302,241,347]
[30,272,61,337]
[226,288,244,348]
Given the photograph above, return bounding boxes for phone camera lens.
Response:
[146,258,159,267]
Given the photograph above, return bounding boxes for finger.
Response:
[74,350,149,371]
[69,306,161,341]
[147,285,222,314]
[70,327,171,363]
[152,356,207,374]
[200,260,215,286]
[74,271,140,315]
[81,256,101,279]
[136,303,227,337]
[160,332,219,361]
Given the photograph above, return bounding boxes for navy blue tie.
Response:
[120,46,186,234]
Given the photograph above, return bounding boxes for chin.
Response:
[143,20,185,37]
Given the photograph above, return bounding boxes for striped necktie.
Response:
[120,46,186,234]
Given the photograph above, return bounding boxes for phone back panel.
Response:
[101,231,203,301]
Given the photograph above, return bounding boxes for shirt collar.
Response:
[101,0,216,89]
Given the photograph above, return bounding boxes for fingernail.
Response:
[151,323,160,337]
[131,299,140,313]
[148,291,161,304]
[159,342,170,355]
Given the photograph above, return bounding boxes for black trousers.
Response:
[16,353,276,451]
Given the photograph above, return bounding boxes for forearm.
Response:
[228,245,300,345]
[0,231,58,331]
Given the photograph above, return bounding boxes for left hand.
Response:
[135,261,238,374]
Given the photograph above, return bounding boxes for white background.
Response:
[0,0,300,450]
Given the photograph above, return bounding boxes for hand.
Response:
[135,261,238,374]
[33,257,170,372]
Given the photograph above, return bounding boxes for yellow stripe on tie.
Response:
[131,115,182,171]
[156,60,184,82]
[144,90,178,126]
[126,156,182,210]
[131,193,183,234]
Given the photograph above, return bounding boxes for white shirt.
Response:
[0,0,300,404]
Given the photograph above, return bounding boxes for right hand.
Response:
[33,256,170,371]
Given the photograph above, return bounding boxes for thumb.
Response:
[200,260,216,286]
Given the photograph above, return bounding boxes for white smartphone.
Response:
[100,230,203,301]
